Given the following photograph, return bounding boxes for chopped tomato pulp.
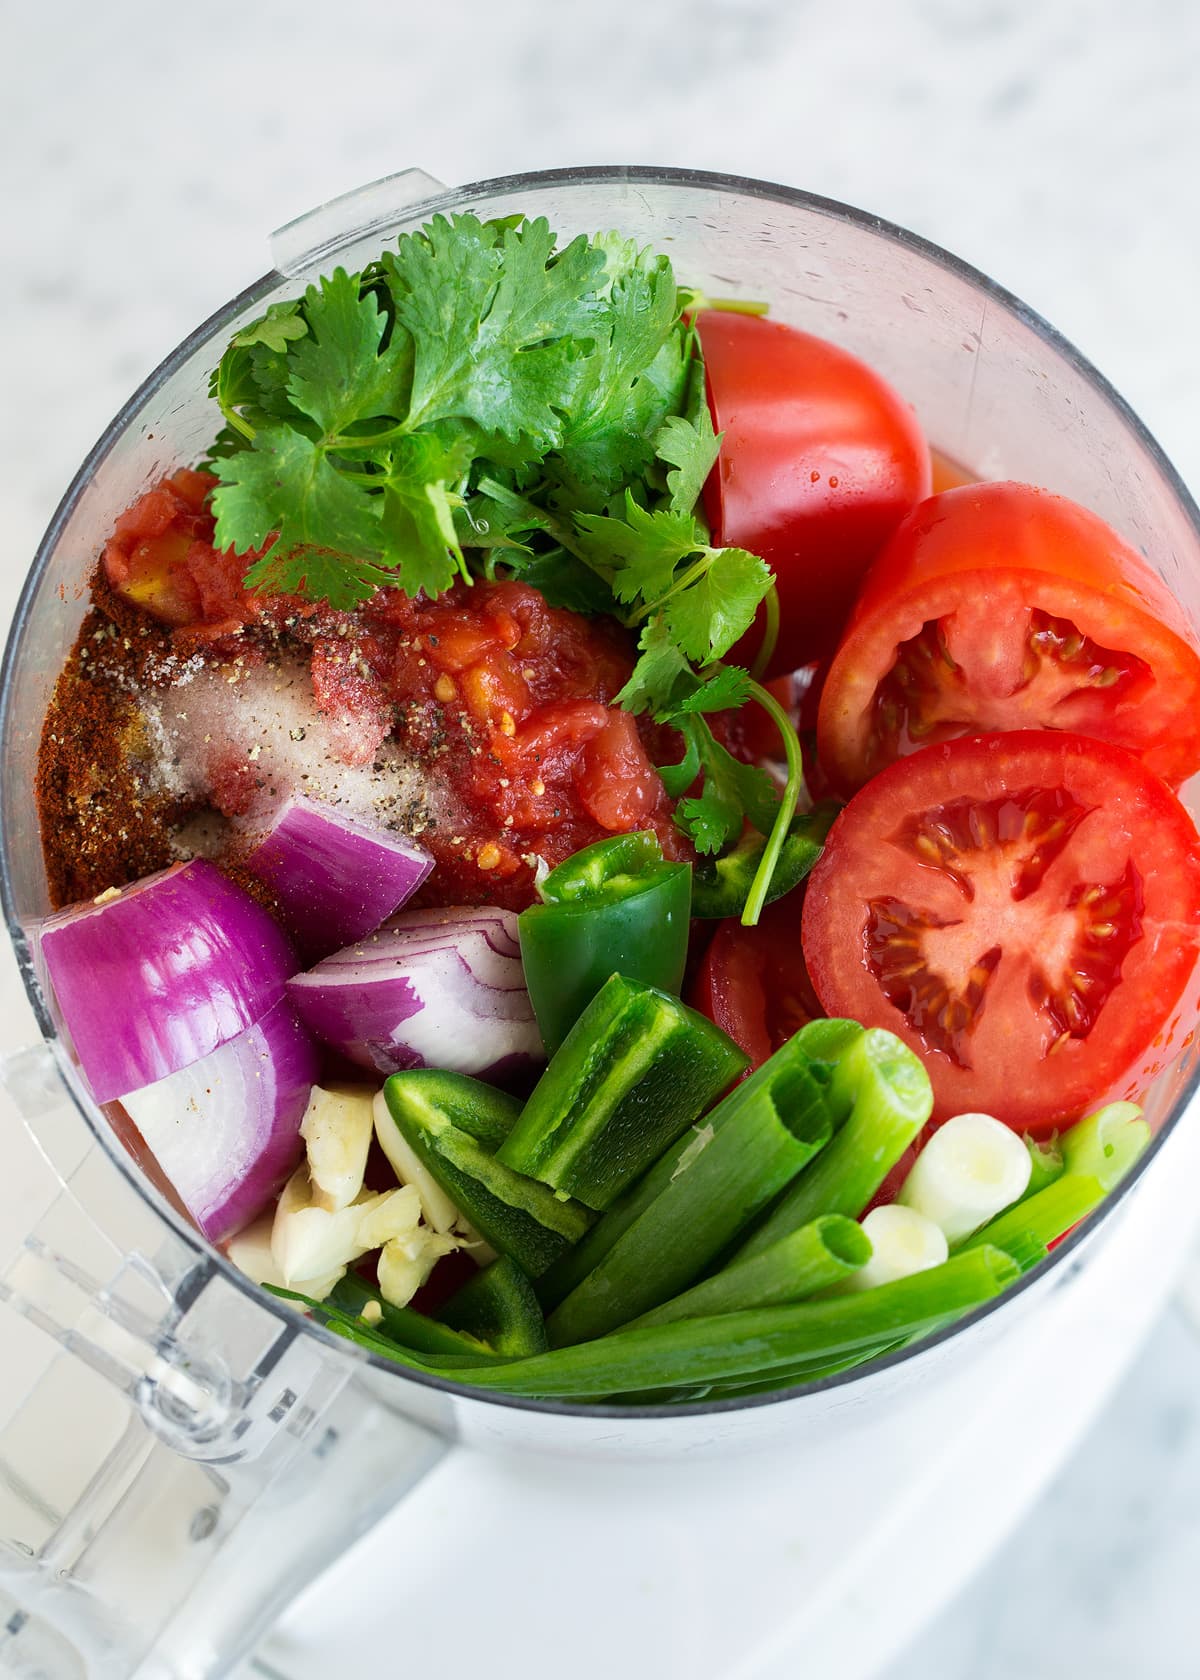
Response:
[801,731,1200,1133]
[102,478,682,910]
[378,578,680,904]
[103,469,253,631]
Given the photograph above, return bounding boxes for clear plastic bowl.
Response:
[7,161,1200,1413]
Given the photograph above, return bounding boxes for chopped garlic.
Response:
[301,1084,376,1212]
[378,1225,460,1308]
[372,1088,460,1232]
[361,1300,384,1326]
[226,1211,347,1301]
[270,1166,375,1286]
[354,1184,423,1249]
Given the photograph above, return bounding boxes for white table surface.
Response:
[4,3,1200,1676]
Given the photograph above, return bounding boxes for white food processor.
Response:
[3,166,1200,1680]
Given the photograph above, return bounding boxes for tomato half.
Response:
[698,311,931,675]
[818,482,1200,790]
[688,893,823,1069]
[801,731,1200,1133]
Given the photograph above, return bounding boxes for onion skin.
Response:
[287,908,544,1082]
[39,858,297,1103]
[243,795,433,960]
[120,999,319,1242]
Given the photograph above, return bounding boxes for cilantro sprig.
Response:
[203,213,808,921]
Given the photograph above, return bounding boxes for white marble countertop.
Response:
[4,2,1200,1676]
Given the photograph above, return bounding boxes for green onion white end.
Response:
[900,1112,1032,1245]
[846,1205,948,1290]
[1061,1102,1148,1191]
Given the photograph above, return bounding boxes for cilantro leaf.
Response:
[673,716,780,854]
[286,268,410,436]
[576,494,702,605]
[232,301,309,355]
[655,406,721,517]
[386,214,604,447]
[377,431,472,598]
[214,426,392,609]
[506,549,617,616]
[663,546,772,665]
[615,615,693,715]
[668,665,753,714]
[656,723,702,798]
[553,248,681,494]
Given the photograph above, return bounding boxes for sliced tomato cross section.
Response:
[801,732,1200,1132]
[818,483,1200,789]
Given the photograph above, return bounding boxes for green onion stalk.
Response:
[343,1247,1019,1401]
[735,1028,933,1261]
[622,1216,870,1333]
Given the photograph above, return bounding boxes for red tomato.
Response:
[103,469,251,630]
[698,311,931,675]
[818,482,1200,790]
[801,731,1200,1134]
[688,893,823,1069]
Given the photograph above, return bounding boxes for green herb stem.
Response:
[741,678,804,926]
[687,293,772,318]
[749,584,780,683]
[629,549,717,626]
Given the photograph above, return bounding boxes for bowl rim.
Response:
[4,161,1199,1422]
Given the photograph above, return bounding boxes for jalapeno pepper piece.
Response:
[438,1255,548,1356]
[330,1272,490,1358]
[518,832,693,1056]
[691,804,839,920]
[380,1069,593,1277]
[496,973,749,1210]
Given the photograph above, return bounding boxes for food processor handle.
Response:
[268,167,449,279]
[0,1042,451,1680]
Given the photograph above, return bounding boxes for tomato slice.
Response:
[697,311,931,675]
[818,482,1200,790]
[801,731,1200,1133]
[688,893,823,1069]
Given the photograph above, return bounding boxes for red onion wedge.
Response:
[39,859,297,1103]
[287,907,544,1082]
[120,1000,319,1242]
[242,795,433,960]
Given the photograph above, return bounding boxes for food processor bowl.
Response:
[3,165,1200,1679]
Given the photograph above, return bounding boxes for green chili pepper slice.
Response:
[497,972,749,1210]
[438,1255,548,1357]
[691,804,840,919]
[518,831,692,1055]
[380,1069,594,1277]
